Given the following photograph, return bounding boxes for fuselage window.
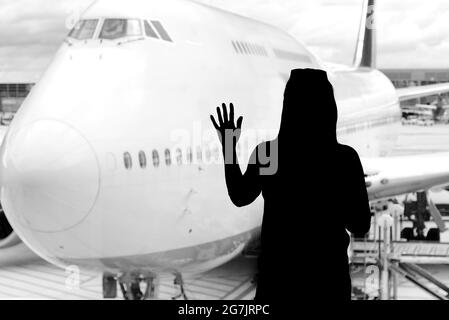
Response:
[240,42,247,54]
[68,19,99,40]
[176,148,183,165]
[144,20,159,39]
[205,146,212,162]
[248,43,254,55]
[100,19,142,40]
[213,146,220,161]
[232,41,239,53]
[187,148,193,164]
[152,150,160,167]
[139,151,147,169]
[196,147,203,162]
[253,44,258,54]
[151,21,172,42]
[235,42,243,54]
[124,152,133,170]
[244,43,250,54]
[165,149,172,166]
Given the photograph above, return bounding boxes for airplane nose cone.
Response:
[0,120,100,232]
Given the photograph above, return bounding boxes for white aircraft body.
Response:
[1,0,449,296]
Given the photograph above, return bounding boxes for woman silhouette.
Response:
[211,68,371,302]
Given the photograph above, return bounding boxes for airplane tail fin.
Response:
[353,0,377,69]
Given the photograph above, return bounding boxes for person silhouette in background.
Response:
[211,68,371,302]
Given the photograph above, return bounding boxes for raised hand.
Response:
[210,103,243,147]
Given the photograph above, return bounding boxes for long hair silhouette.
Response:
[211,68,371,303]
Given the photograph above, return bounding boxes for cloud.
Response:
[0,0,92,72]
[0,0,448,79]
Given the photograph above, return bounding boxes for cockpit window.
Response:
[68,19,99,40]
[151,20,172,42]
[100,19,142,40]
[144,21,158,39]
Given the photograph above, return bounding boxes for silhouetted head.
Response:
[279,69,338,145]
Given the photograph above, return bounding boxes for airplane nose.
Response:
[0,120,100,233]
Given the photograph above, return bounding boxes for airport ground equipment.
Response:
[102,271,160,300]
[351,217,449,300]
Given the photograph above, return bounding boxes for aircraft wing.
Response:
[396,82,449,102]
[362,153,449,201]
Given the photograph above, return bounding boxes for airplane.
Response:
[401,96,449,121]
[1,0,449,299]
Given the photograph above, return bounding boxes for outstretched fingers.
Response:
[229,103,235,124]
[212,103,241,130]
[210,115,220,130]
[217,107,224,126]
[222,103,228,123]
[236,116,243,129]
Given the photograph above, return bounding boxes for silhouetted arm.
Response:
[223,147,262,207]
[211,103,262,207]
[343,147,371,235]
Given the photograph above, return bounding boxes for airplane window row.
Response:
[232,41,268,56]
[68,19,172,42]
[122,147,221,170]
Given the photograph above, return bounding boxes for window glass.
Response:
[100,19,142,40]
[139,151,147,169]
[238,42,245,54]
[151,20,172,42]
[232,41,238,53]
[213,146,220,161]
[152,150,160,167]
[144,21,158,38]
[176,149,183,165]
[7,84,17,98]
[246,43,253,54]
[235,42,243,53]
[124,152,132,170]
[127,19,142,37]
[196,147,203,162]
[186,148,193,164]
[0,84,6,98]
[244,43,250,54]
[205,146,212,162]
[100,19,126,40]
[165,149,171,166]
[68,19,98,40]
[245,43,251,54]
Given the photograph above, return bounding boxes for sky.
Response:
[1,0,449,78]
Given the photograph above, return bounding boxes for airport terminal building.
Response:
[382,68,449,106]
[0,71,38,125]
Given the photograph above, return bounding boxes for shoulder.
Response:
[337,144,360,159]
[336,144,363,168]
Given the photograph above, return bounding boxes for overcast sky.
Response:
[1,0,449,76]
